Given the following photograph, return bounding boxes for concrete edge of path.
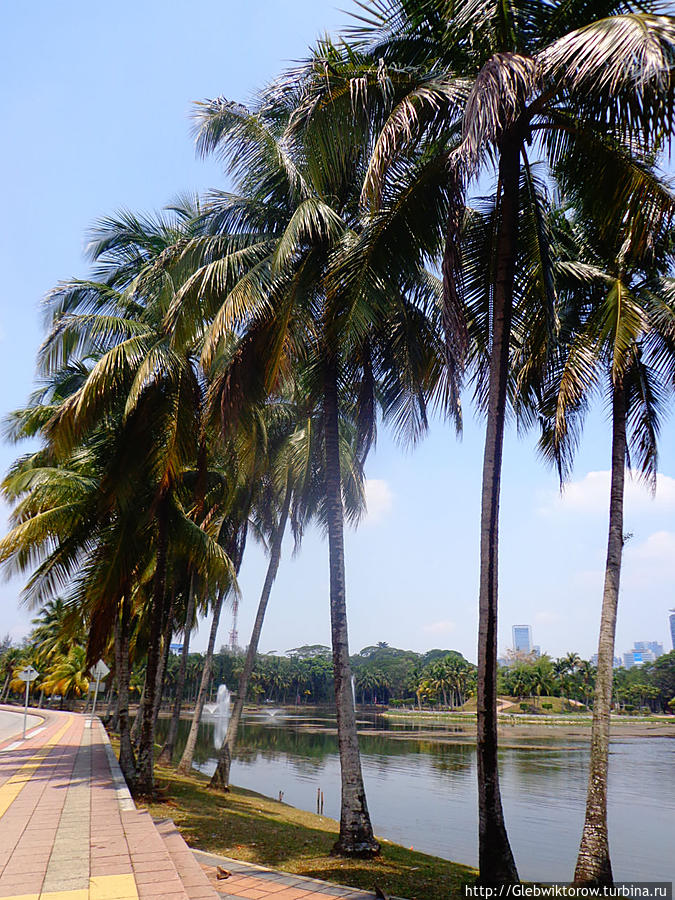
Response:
[192,848,407,900]
[96,717,136,810]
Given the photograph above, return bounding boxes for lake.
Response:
[154,709,675,883]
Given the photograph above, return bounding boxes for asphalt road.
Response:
[0,706,42,742]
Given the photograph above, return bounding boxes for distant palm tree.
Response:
[40,645,89,706]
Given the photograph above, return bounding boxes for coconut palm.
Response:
[290,0,675,880]
[40,644,89,705]
[1,205,237,793]
[209,396,366,789]
[44,204,244,794]
[176,516,246,776]
[169,79,454,853]
[538,194,675,884]
[157,572,199,765]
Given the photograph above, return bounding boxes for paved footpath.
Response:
[0,707,388,900]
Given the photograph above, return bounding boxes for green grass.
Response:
[136,759,476,900]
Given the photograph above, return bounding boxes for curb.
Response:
[97,718,135,811]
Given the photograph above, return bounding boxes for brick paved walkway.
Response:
[0,707,389,900]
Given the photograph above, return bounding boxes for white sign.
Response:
[90,660,110,680]
[18,665,39,683]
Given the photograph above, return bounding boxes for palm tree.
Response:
[538,195,675,884]
[176,82,453,853]
[291,1,675,881]
[1,205,236,794]
[40,644,89,706]
[158,573,198,766]
[176,519,245,776]
[209,396,366,789]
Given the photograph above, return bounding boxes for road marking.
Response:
[0,740,24,753]
[27,726,46,737]
[0,717,74,819]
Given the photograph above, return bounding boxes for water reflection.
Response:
[153,711,675,883]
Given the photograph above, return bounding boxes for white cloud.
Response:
[621,531,675,593]
[364,479,393,524]
[422,619,456,635]
[538,471,675,517]
[627,530,675,562]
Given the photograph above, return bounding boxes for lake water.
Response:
[155,710,675,883]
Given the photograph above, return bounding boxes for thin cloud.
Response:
[538,471,675,517]
[422,620,456,635]
[364,478,393,525]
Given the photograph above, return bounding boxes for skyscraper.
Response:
[670,609,675,651]
[512,625,533,654]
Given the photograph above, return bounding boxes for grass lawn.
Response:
[136,758,477,900]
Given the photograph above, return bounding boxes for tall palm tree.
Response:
[292,1,675,881]
[169,80,453,853]
[538,196,675,884]
[158,572,198,765]
[176,518,246,776]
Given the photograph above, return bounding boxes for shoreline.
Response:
[144,704,675,743]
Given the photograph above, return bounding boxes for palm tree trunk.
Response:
[130,680,144,745]
[476,137,520,885]
[118,595,137,788]
[210,486,291,790]
[177,589,226,775]
[324,359,379,857]
[159,575,197,766]
[153,590,175,729]
[574,383,627,886]
[136,496,170,795]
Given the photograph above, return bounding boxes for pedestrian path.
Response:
[0,708,390,900]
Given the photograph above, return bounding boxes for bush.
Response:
[541,703,553,710]
[519,702,529,712]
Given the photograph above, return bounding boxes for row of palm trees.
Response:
[2,0,675,887]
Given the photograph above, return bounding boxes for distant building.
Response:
[513,625,533,654]
[670,609,675,651]
[623,641,663,669]
[634,641,664,657]
[169,642,184,655]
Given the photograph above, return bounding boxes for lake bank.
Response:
[151,708,674,882]
[139,759,477,900]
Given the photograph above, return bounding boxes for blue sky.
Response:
[1,1,673,664]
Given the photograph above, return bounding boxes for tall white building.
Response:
[512,625,533,654]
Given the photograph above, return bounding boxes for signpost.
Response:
[89,660,110,721]
[17,665,39,739]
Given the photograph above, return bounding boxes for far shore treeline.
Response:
[2,632,674,717]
